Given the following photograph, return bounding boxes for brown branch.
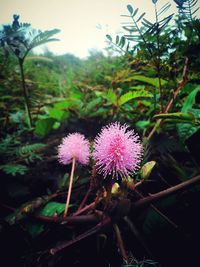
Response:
[146,57,189,141]
[135,189,178,230]
[76,181,93,212]
[72,201,96,216]
[132,174,200,211]
[148,203,178,229]
[73,197,102,216]
[49,216,111,255]
[113,223,128,262]
[164,57,189,114]
[35,213,101,225]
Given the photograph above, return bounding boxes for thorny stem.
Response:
[35,214,101,225]
[132,174,200,211]
[63,157,76,218]
[113,223,128,262]
[135,189,178,229]
[77,180,93,212]
[146,57,189,142]
[19,59,33,128]
[164,57,188,114]
[73,202,95,216]
[50,216,111,255]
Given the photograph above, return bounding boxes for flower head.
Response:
[58,133,90,165]
[93,122,143,179]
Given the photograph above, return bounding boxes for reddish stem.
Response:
[50,216,111,255]
[132,174,200,211]
[113,223,128,262]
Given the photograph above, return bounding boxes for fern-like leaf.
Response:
[29,29,60,49]
[16,143,46,163]
[0,164,28,176]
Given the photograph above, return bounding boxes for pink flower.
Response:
[93,122,143,179]
[58,133,90,165]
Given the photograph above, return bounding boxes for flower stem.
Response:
[63,157,76,218]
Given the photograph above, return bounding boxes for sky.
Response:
[1,0,200,58]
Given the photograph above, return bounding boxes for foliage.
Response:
[0,133,45,175]
[174,0,199,21]
[0,2,200,267]
[177,85,200,142]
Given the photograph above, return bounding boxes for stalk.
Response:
[18,58,33,128]
[63,157,76,218]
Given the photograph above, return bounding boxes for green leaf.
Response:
[48,107,69,121]
[129,75,167,88]
[119,36,126,48]
[122,26,138,32]
[182,86,200,112]
[70,91,83,100]
[177,86,200,143]
[136,12,146,22]
[105,89,117,105]
[106,34,112,42]
[0,164,28,176]
[143,18,153,26]
[177,122,200,143]
[124,35,140,41]
[18,143,46,155]
[89,107,108,118]
[84,98,102,115]
[153,112,195,123]
[136,120,150,130]
[29,29,60,49]
[38,201,66,216]
[133,8,139,17]
[127,4,133,15]
[34,118,56,137]
[54,100,71,109]
[58,173,69,190]
[53,121,61,129]
[130,85,146,90]
[116,35,119,44]
[25,222,44,238]
[119,91,153,106]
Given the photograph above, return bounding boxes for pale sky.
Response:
[1,0,200,58]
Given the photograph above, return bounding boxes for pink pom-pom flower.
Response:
[93,122,143,179]
[58,133,90,165]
